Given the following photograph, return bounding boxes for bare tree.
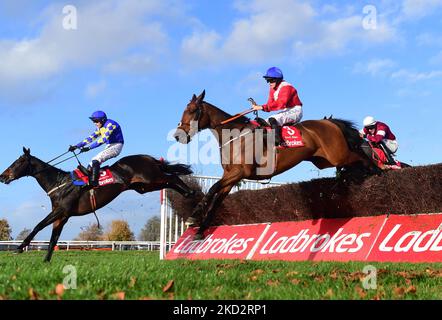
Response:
[139,216,161,241]
[75,223,103,241]
[15,228,31,241]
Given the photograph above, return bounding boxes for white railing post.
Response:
[159,188,167,260]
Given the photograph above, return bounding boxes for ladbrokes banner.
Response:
[166,224,268,260]
[369,214,442,262]
[166,214,442,262]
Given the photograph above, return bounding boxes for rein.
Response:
[220,108,255,125]
[31,151,83,176]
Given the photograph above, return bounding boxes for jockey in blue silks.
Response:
[68,111,124,187]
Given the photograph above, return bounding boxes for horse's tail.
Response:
[327,118,362,152]
[159,159,193,176]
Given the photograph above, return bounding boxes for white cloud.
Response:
[353,59,397,76]
[353,58,442,86]
[104,54,158,75]
[180,0,397,67]
[391,69,442,82]
[400,0,442,20]
[0,0,177,100]
[181,31,223,65]
[417,33,442,47]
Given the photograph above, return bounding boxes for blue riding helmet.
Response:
[89,110,107,122]
[263,67,283,79]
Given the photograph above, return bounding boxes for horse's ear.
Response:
[191,94,197,101]
[198,90,206,102]
[23,147,30,155]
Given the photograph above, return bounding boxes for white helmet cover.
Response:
[363,116,376,127]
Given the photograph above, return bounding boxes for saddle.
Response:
[250,117,304,148]
[70,166,115,187]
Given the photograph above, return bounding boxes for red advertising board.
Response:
[166,223,268,260]
[166,213,442,262]
[367,214,442,262]
[253,216,387,261]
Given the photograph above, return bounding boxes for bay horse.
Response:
[173,90,376,239]
[0,147,195,261]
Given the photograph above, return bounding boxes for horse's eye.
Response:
[177,122,182,126]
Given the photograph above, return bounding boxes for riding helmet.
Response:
[363,116,377,128]
[89,110,107,123]
[263,67,284,79]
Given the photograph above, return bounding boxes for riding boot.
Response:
[268,118,282,146]
[90,160,100,188]
[379,141,396,165]
[254,117,270,128]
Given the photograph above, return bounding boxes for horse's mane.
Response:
[326,118,363,152]
[31,155,68,174]
[202,101,250,124]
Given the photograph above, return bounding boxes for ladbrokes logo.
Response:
[173,233,255,255]
[259,228,372,254]
[379,223,442,253]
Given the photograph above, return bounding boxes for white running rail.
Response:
[0,240,161,251]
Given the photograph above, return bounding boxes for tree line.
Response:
[0,216,161,241]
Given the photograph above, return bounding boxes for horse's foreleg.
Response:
[195,173,242,239]
[44,217,68,262]
[16,209,63,253]
[194,189,232,239]
[186,180,223,226]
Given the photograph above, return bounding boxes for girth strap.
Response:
[89,189,101,228]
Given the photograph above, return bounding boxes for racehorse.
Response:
[0,147,195,261]
[173,90,376,239]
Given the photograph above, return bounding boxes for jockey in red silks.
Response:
[360,116,399,167]
[252,67,303,145]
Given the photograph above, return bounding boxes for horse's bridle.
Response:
[178,103,203,138]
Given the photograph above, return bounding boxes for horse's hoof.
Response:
[185,217,198,227]
[14,248,24,254]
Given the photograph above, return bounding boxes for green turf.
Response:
[0,251,440,300]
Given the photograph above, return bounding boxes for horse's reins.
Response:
[220,108,255,125]
[31,150,84,176]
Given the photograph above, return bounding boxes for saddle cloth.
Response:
[372,147,402,170]
[249,120,304,148]
[70,167,115,187]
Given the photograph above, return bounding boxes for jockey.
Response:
[360,116,398,166]
[68,111,124,187]
[252,67,303,145]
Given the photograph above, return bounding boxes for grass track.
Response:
[0,251,441,300]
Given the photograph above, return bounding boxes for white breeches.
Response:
[384,139,398,154]
[267,106,303,126]
[90,143,124,166]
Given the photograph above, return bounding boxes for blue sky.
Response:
[1,0,442,240]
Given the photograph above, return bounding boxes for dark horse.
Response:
[0,147,195,261]
[173,90,376,239]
